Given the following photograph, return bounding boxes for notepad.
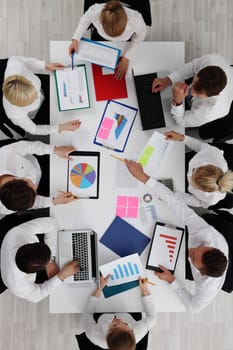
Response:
[77,38,121,70]
[94,100,138,152]
[138,131,173,176]
[100,216,150,257]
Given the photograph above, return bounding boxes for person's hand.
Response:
[54,145,75,160]
[58,120,81,133]
[164,130,185,141]
[57,260,80,281]
[154,265,175,283]
[124,159,150,184]
[115,57,129,80]
[69,39,78,56]
[139,277,150,296]
[52,191,78,205]
[45,62,64,71]
[93,274,111,298]
[172,82,189,104]
[152,77,172,93]
[45,261,59,279]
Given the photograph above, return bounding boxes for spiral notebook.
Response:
[137,131,173,176]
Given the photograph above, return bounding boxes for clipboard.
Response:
[146,222,184,274]
[67,151,100,199]
[54,65,90,111]
[93,100,138,152]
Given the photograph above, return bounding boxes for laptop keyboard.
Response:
[72,232,89,281]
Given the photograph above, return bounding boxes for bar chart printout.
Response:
[100,253,145,286]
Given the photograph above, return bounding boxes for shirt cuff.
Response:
[39,60,46,71]
[169,279,181,291]
[145,177,157,189]
[50,275,63,287]
[51,124,59,134]
[168,72,179,84]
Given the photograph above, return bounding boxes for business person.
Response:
[69,0,147,79]
[125,160,228,313]
[81,275,156,349]
[0,217,79,303]
[165,130,233,209]
[2,56,81,135]
[152,54,233,137]
[0,140,77,216]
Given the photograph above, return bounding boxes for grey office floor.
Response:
[0,1,233,349]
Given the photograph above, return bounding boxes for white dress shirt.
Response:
[168,54,233,127]
[146,179,228,313]
[83,294,156,348]
[72,4,147,60]
[175,136,228,208]
[0,140,54,216]
[0,217,62,303]
[3,56,59,135]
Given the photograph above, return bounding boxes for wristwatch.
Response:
[172,99,182,106]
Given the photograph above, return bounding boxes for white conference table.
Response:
[49,41,186,313]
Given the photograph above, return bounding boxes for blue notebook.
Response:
[102,280,139,298]
[100,216,151,257]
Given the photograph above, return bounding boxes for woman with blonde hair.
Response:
[69,0,147,79]
[165,130,233,208]
[2,56,81,136]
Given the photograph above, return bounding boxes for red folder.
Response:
[92,64,128,101]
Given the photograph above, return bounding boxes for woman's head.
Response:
[2,75,37,106]
[191,165,233,192]
[100,0,127,37]
[106,317,136,350]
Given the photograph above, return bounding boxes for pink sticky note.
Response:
[116,206,127,217]
[97,127,110,140]
[128,196,139,207]
[117,196,128,206]
[127,207,138,218]
[101,117,114,129]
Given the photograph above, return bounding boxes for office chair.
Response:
[75,313,149,350]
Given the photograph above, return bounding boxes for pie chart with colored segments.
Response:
[70,163,96,189]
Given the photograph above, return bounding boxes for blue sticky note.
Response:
[100,216,150,257]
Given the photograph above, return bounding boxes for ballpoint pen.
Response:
[110,154,125,162]
[71,50,75,70]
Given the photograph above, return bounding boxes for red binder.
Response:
[92,64,128,101]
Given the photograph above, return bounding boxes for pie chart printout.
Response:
[70,163,96,189]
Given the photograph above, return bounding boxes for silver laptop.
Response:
[58,229,99,284]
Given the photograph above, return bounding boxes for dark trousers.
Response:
[76,313,149,350]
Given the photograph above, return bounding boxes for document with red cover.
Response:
[92,64,128,101]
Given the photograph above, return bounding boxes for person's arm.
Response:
[174,192,210,208]
[1,140,54,156]
[123,14,147,61]
[168,57,201,84]
[164,131,204,152]
[10,56,46,71]
[72,4,97,41]
[42,217,58,257]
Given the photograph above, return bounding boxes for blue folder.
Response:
[100,216,151,257]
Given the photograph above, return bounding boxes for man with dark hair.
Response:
[0,140,78,216]
[125,159,229,313]
[151,54,233,132]
[0,217,79,302]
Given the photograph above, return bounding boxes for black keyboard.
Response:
[72,232,89,281]
[134,72,165,130]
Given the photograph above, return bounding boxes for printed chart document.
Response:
[100,253,145,286]
[77,38,121,70]
[54,65,90,111]
[137,131,173,176]
[94,100,138,152]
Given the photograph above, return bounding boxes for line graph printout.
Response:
[100,253,145,286]
[147,223,184,271]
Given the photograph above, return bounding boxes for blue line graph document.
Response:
[99,253,145,286]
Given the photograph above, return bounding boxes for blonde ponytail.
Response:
[100,1,127,37]
[2,75,37,107]
[192,165,233,193]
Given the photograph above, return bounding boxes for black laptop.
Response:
[132,70,168,130]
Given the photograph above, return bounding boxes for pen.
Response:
[110,154,125,162]
[142,278,156,286]
[71,50,75,70]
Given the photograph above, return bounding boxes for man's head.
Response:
[106,317,136,350]
[2,75,38,107]
[15,242,51,273]
[192,66,227,98]
[100,0,127,37]
[189,246,227,277]
[0,175,37,211]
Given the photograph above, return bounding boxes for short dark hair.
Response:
[107,328,136,350]
[0,179,36,211]
[15,243,51,273]
[194,66,227,97]
[200,248,227,277]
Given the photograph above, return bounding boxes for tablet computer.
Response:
[67,151,100,199]
[146,222,184,274]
